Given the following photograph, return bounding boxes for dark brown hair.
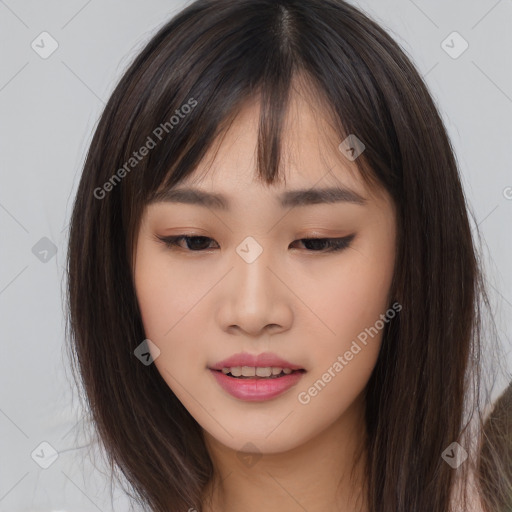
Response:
[65,0,507,510]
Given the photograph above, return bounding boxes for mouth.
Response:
[208,367,307,401]
[209,352,305,373]
[211,368,307,380]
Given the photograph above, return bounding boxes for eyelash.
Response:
[156,234,355,253]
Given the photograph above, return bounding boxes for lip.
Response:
[209,351,304,371]
[209,368,306,401]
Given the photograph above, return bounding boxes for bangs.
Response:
[101,2,395,263]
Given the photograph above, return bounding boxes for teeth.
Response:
[230,367,242,377]
[220,366,297,377]
[255,367,272,377]
[242,366,256,377]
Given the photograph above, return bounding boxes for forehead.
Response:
[164,87,367,202]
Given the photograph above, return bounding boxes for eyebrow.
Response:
[149,186,367,210]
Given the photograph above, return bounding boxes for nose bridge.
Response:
[219,234,288,333]
[232,234,274,305]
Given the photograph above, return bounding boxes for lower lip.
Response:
[209,369,305,401]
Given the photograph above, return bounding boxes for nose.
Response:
[216,246,293,337]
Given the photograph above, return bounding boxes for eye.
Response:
[292,235,355,252]
[158,235,218,251]
[156,234,355,253]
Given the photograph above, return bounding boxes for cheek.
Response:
[297,228,395,399]
[305,242,394,344]
[294,258,391,422]
[134,244,211,384]
[134,265,174,341]
[134,242,196,341]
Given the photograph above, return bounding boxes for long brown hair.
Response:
[65,0,507,510]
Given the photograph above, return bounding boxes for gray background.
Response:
[1,0,511,510]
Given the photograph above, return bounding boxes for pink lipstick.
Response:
[208,352,306,401]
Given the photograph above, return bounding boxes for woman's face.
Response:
[133,90,397,455]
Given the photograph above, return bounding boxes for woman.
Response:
[65,0,509,510]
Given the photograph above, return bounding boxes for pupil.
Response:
[303,239,328,251]
[188,236,210,250]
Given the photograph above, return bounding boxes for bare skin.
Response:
[134,78,397,512]
[200,389,368,512]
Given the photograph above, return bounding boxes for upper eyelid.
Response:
[155,234,355,250]
[158,234,351,242]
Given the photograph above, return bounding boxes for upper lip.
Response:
[209,352,305,371]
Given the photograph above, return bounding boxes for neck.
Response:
[201,393,369,512]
